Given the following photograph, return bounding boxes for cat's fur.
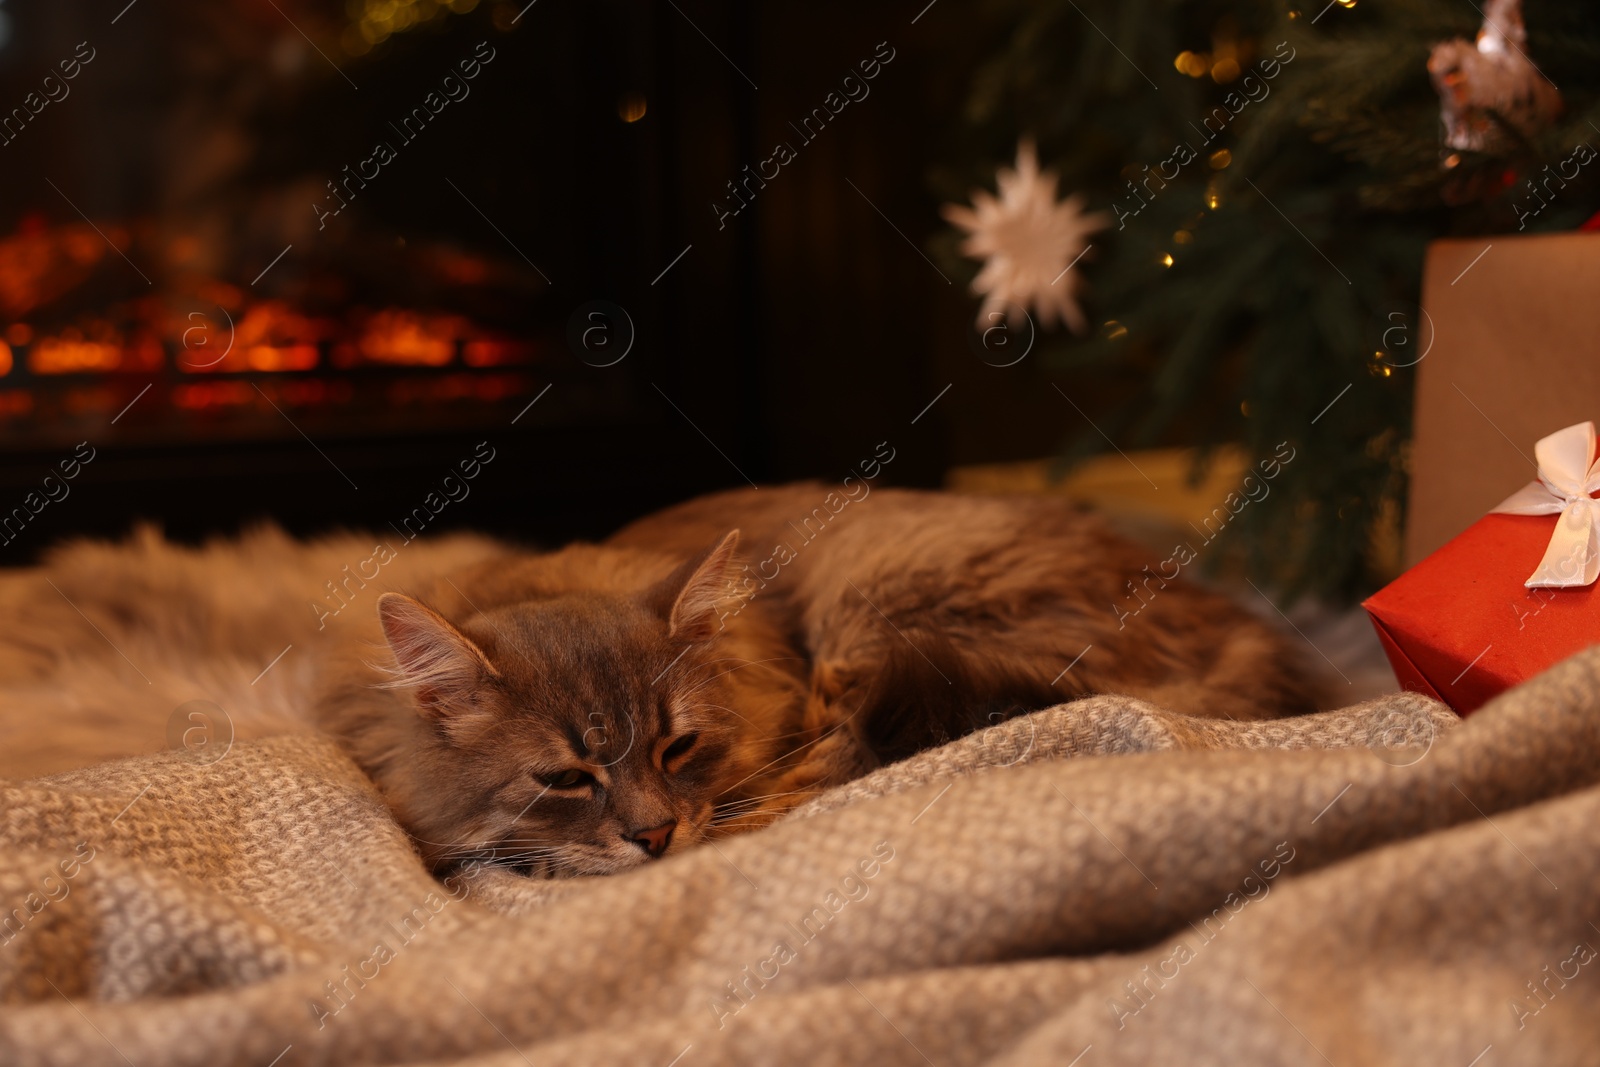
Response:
[0,484,1318,879]
[608,485,1318,746]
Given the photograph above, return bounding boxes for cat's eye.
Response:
[662,733,698,770]
[540,768,595,790]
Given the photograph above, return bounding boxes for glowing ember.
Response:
[0,214,548,435]
[30,330,122,375]
[0,219,109,320]
[353,309,467,366]
[176,301,322,374]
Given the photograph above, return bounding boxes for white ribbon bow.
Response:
[1490,421,1600,588]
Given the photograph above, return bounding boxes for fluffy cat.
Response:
[314,483,1318,876]
[0,484,1318,879]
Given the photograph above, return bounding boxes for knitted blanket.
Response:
[4,649,1599,1066]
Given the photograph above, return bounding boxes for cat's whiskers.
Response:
[669,655,807,709]
[411,834,505,855]
[490,853,566,864]
[715,785,812,804]
[712,811,793,827]
[438,844,563,857]
[447,837,576,878]
[684,703,812,745]
[678,699,766,733]
[418,828,572,871]
[713,722,851,799]
[712,788,812,819]
[671,669,744,704]
[675,654,804,694]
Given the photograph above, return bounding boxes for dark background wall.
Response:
[0,0,1069,563]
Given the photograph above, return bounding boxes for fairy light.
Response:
[1175,24,1246,83]
[1211,57,1241,83]
[618,92,648,123]
[1209,148,1232,169]
[343,0,479,54]
[1161,253,1175,267]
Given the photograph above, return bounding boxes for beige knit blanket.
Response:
[4,648,1599,1066]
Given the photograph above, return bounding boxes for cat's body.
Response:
[608,483,1316,737]
[0,483,1318,879]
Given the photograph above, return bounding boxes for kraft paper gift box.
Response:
[1406,234,1600,565]
[1364,421,1600,714]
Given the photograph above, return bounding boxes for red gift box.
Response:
[1365,424,1600,714]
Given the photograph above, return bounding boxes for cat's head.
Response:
[372,531,750,877]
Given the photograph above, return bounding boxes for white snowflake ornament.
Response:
[942,139,1109,334]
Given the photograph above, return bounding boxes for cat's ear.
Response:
[651,529,741,642]
[376,592,500,732]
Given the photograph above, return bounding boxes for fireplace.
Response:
[0,0,730,556]
[0,211,576,450]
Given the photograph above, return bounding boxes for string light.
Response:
[1173,26,1244,83]
[618,93,648,123]
[343,0,479,55]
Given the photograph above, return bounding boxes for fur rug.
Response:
[0,525,504,778]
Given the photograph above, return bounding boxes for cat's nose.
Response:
[626,819,678,858]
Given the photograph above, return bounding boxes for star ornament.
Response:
[942,139,1109,334]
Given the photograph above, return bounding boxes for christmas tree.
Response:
[936,0,1600,601]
